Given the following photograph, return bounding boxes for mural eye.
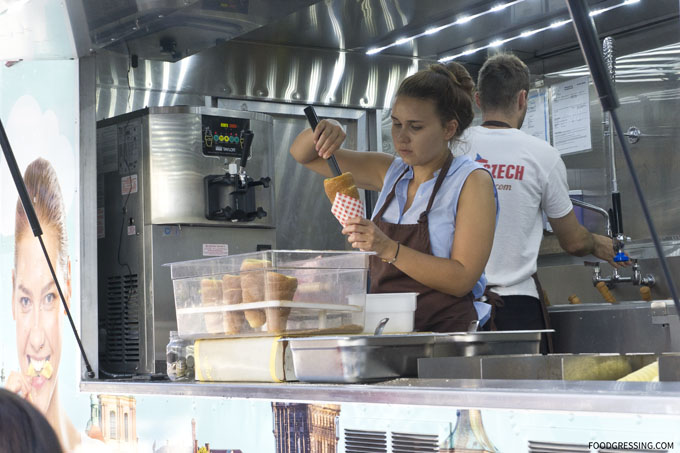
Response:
[42,293,57,310]
[19,296,32,312]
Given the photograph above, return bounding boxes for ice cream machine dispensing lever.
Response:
[239,129,254,184]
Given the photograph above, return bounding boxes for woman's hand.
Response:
[314,119,346,159]
[5,370,32,402]
[342,217,398,260]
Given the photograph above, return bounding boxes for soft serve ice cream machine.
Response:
[96,106,275,374]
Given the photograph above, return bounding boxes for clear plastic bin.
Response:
[166,250,371,339]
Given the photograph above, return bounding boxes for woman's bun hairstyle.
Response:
[396,62,475,138]
[444,62,475,99]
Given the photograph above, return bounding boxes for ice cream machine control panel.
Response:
[202,115,250,158]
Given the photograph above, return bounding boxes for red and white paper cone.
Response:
[331,193,364,227]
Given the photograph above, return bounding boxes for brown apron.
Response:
[369,153,477,332]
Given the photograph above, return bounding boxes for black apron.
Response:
[483,274,554,353]
[369,153,477,332]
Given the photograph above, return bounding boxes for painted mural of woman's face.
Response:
[12,230,70,414]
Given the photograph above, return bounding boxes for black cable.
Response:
[97,365,135,379]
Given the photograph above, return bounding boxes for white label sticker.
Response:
[203,244,229,257]
[121,174,138,195]
[127,225,136,236]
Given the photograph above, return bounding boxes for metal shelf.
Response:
[82,378,680,415]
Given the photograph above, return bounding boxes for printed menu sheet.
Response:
[520,88,550,143]
[551,76,592,155]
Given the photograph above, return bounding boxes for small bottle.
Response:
[166,331,195,381]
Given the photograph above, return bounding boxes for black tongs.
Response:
[304,106,342,177]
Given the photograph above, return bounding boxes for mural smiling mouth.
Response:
[27,355,53,383]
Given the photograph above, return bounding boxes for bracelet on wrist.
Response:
[382,241,400,264]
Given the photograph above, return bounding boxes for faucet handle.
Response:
[614,252,630,263]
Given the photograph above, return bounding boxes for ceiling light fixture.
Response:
[550,19,571,28]
[365,0,527,56]
[491,3,512,12]
[439,0,643,63]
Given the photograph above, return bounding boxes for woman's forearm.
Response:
[391,244,480,297]
[289,128,320,165]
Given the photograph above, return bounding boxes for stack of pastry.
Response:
[200,278,223,334]
[239,258,299,333]
[264,271,298,333]
[221,274,245,334]
[240,259,271,328]
[324,172,359,204]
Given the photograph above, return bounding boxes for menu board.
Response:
[551,76,592,155]
[520,88,550,143]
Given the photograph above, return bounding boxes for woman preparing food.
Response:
[289,63,497,332]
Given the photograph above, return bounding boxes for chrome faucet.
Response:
[571,197,655,289]
[588,260,655,287]
[570,197,628,261]
[570,198,612,237]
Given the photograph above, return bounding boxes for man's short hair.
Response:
[477,53,530,113]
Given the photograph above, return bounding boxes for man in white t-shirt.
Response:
[459,54,620,338]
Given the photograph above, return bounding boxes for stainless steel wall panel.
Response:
[95,42,427,116]
[79,56,100,378]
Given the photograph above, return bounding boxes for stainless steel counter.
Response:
[81,379,680,415]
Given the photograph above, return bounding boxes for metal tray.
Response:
[286,334,436,383]
[286,330,552,383]
[432,329,553,357]
[418,353,658,380]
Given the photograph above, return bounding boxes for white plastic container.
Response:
[361,293,418,334]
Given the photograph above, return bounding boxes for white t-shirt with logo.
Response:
[458,126,573,298]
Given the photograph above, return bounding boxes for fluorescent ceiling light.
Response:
[365,0,527,56]
[521,29,541,37]
[490,4,511,12]
[550,19,571,28]
[439,0,644,63]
